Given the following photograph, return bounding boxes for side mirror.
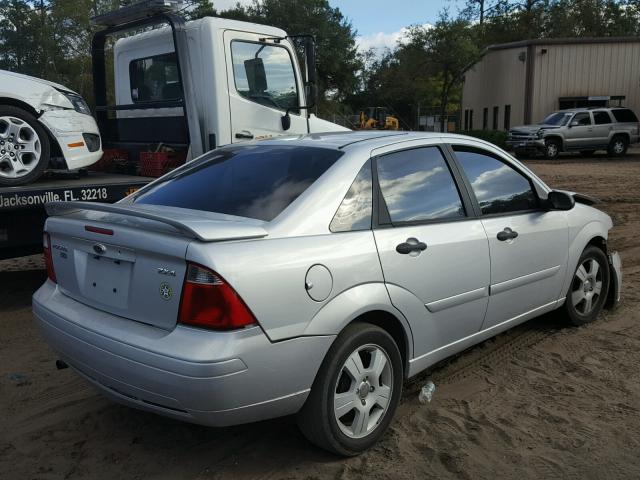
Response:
[281,112,291,131]
[244,58,267,93]
[546,190,575,210]
[569,121,579,128]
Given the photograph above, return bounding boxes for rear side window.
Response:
[129,53,181,102]
[330,160,372,232]
[134,146,342,221]
[376,147,465,223]
[593,111,613,124]
[612,108,639,123]
[453,146,538,215]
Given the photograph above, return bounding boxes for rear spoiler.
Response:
[45,201,268,242]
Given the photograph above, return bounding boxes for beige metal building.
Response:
[461,37,640,131]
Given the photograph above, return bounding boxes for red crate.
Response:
[89,149,129,172]
[139,151,186,177]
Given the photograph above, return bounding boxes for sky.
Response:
[213,0,464,53]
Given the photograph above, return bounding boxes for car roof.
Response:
[252,131,478,151]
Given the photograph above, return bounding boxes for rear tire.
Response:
[0,105,50,186]
[544,138,561,159]
[563,246,610,326]
[297,323,403,456]
[607,135,628,157]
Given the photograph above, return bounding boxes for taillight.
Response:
[43,232,56,283]
[178,263,257,330]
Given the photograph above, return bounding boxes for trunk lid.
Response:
[44,201,267,330]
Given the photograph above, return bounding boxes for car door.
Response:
[371,144,491,359]
[223,31,308,142]
[450,144,569,329]
[592,110,615,147]
[564,111,593,149]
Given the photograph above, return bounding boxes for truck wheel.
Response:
[563,246,610,326]
[544,138,560,160]
[607,135,628,157]
[297,323,403,456]
[0,106,50,186]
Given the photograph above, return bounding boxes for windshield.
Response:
[133,145,342,221]
[540,112,572,126]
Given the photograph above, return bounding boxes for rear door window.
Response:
[593,111,613,124]
[134,145,342,221]
[376,147,466,223]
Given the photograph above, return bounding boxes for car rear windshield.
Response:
[612,108,639,123]
[133,145,342,221]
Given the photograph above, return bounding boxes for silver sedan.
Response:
[34,131,622,455]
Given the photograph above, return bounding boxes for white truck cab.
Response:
[93,1,347,160]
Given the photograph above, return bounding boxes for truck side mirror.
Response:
[244,58,267,93]
[569,121,579,128]
[281,113,291,131]
[546,190,575,210]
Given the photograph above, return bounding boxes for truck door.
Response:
[224,31,308,142]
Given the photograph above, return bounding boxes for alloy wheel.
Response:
[333,344,393,439]
[546,143,558,158]
[571,258,603,315]
[613,140,625,155]
[0,116,42,179]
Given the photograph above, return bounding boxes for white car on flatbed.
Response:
[0,70,102,186]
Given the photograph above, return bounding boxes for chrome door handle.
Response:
[497,227,518,241]
[396,238,427,255]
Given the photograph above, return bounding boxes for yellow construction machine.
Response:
[359,107,400,130]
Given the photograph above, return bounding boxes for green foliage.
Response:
[2,0,640,130]
[459,129,509,148]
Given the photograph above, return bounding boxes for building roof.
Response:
[487,36,640,51]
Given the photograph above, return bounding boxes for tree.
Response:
[404,15,480,131]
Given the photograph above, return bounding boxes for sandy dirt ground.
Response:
[1,153,639,479]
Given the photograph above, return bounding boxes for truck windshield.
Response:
[133,145,342,221]
[541,112,572,126]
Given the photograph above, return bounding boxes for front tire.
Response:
[607,135,628,157]
[563,246,610,326]
[0,105,50,186]
[544,138,561,160]
[297,323,403,456]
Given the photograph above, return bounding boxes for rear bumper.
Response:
[606,250,622,308]
[33,281,334,427]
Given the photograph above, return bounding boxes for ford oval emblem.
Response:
[93,243,107,255]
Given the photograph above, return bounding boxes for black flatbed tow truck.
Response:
[0,171,150,259]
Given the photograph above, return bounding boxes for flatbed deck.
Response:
[0,172,151,212]
[0,171,152,259]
